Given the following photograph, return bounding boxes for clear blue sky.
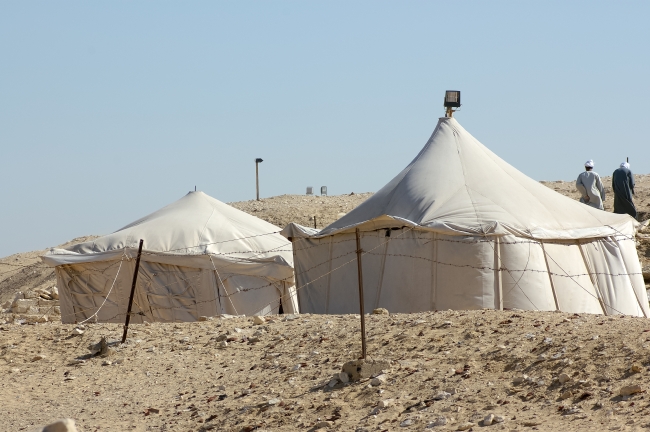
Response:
[1,1,649,257]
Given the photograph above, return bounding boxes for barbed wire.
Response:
[291,232,638,258]
[45,227,394,322]
[42,238,293,323]
[45,247,648,323]
[360,251,643,278]
[209,254,239,317]
[541,246,627,316]
[19,224,641,320]
[0,262,50,268]
[25,225,648,324]
[271,232,643,318]
[55,228,415,323]
[0,264,51,278]
[490,235,538,310]
[37,226,641,262]
[117,231,285,255]
[77,250,127,324]
[48,254,132,322]
[140,249,294,258]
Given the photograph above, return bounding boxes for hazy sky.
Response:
[1,1,649,257]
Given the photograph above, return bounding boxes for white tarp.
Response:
[43,191,298,323]
[283,117,647,317]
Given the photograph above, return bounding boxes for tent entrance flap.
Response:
[373,232,390,310]
[540,241,560,311]
[576,241,607,315]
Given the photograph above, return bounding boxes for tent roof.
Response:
[43,191,293,280]
[286,117,637,240]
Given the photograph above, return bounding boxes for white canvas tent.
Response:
[42,191,298,323]
[283,117,648,317]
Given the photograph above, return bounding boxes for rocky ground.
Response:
[539,174,650,223]
[0,236,98,307]
[4,310,650,431]
[2,177,650,431]
[229,193,373,232]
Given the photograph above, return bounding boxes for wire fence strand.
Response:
[20,227,648,324]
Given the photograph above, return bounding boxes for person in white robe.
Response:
[576,159,605,210]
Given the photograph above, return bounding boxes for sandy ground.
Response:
[1,176,650,431]
[4,311,650,431]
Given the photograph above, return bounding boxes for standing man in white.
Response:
[576,159,605,210]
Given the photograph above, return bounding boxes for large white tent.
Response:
[283,117,648,317]
[42,191,298,323]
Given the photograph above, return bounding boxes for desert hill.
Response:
[0,236,99,308]
[1,177,650,431]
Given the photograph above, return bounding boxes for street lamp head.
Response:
[443,90,461,117]
[255,158,263,163]
[444,90,461,108]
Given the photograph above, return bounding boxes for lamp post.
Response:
[255,158,263,201]
[444,90,461,117]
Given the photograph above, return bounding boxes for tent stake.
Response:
[122,239,144,344]
[355,228,367,359]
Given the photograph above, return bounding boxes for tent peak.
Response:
[313,114,633,240]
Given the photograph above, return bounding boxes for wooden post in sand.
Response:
[122,239,144,344]
[355,228,367,359]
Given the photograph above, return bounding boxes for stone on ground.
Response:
[620,385,642,396]
[341,359,390,381]
[41,418,78,432]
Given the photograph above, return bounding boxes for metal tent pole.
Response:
[355,228,367,359]
[122,239,144,343]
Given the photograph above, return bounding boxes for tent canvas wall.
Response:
[283,117,648,317]
[42,191,298,323]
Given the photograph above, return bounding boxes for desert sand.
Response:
[4,310,650,431]
[1,176,650,432]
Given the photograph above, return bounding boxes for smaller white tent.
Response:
[42,191,298,323]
